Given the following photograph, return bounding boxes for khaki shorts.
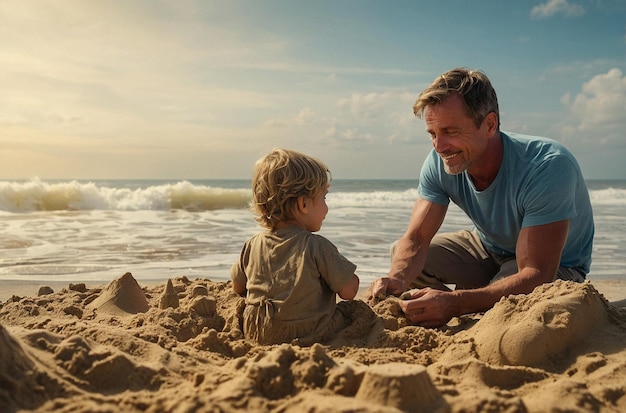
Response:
[398,230,586,291]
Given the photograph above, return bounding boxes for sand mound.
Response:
[0,275,625,412]
[470,281,611,368]
[87,272,149,316]
[355,362,446,412]
[0,325,72,410]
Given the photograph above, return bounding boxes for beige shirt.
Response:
[230,226,356,344]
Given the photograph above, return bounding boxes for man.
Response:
[369,68,594,327]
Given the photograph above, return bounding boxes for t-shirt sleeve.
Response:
[417,150,451,205]
[521,156,579,228]
[311,235,357,292]
[230,242,249,287]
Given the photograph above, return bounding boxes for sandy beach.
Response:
[1,274,625,412]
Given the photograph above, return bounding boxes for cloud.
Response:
[329,91,419,147]
[530,0,585,19]
[337,92,395,119]
[258,89,419,154]
[262,108,315,128]
[559,68,626,145]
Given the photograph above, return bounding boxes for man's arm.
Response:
[369,197,447,298]
[457,219,569,310]
[401,219,570,326]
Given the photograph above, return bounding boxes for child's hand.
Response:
[368,276,405,301]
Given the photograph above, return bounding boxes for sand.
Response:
[1,273,625,412]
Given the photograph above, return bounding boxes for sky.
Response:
[0,0,625,180]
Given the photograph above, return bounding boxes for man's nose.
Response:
[432,135,449,152]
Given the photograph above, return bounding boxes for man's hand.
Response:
[397,288,458,328]
[367,277,406,301]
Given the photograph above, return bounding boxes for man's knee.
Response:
[556,267,586,283]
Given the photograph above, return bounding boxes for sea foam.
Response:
[0,179,251,212]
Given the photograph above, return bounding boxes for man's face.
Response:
[424,93,488,175]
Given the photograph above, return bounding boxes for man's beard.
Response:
[440,153,470,175]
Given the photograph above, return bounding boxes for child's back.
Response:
[230,148,359,344]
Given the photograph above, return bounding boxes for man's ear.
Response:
[485,112,498,135]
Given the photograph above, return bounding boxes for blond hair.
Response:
[251,148,330,229]
[413,67,500,129]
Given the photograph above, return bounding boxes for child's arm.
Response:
[337,274,359,300]
[232,280,247,296]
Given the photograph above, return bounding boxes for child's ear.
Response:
[296,196,308,213]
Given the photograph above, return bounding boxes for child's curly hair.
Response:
[251,148,331,229]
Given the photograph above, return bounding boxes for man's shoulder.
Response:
[502,131,575,165]
[503,131,566,152]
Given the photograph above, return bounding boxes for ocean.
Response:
[1,178,625,299]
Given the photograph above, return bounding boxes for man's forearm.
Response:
[388,237,426,288]
[452,269,549,315]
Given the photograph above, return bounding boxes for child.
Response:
[230,148,360,345]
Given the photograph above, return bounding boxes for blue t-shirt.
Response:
[418,131,594,273]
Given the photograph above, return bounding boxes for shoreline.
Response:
[2,277,625,306]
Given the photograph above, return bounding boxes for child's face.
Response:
[303,187,329,232]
